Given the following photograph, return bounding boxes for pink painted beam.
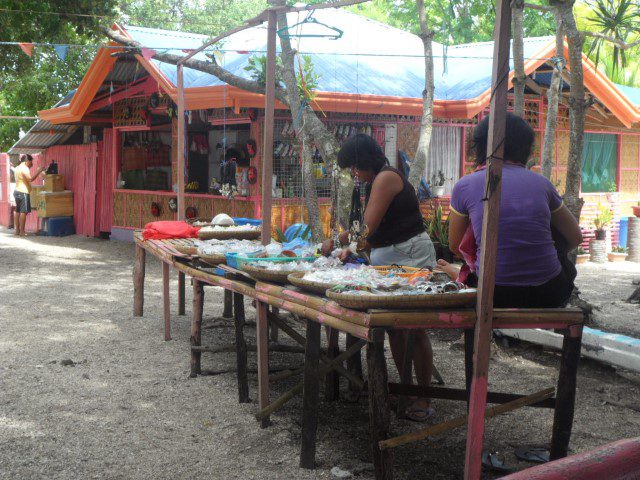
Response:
[500,437,640,480]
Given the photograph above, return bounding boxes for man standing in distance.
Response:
[13,154,45,236]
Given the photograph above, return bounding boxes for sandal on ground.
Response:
[482,451,514,473]
[404,405,435,422]
[514,446,550,464]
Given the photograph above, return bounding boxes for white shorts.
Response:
[370,232,436,269]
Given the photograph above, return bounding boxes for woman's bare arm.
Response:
[551,204,583,249]
[363,170,403,236]
[448,210,470,257]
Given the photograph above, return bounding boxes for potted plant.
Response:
[424,206,453,261]
[593,204,613,240]
[608,246,627,262]
[429,170,446,197]
[575,247,589,264]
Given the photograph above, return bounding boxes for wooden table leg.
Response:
[270,307,280,342]
[190,280,203,377]
[464,328,474,406]
[234,292,250,403]
[162,262,171,341]
[223,289,233,319]
[256,300,270,428]
[325,326,340,402]
[550,325,583,460]
[396,331,415,419]
[178,271,185,316]
[133,244,146,316]
[300,319,322,469]
[346,333,364,396]
[367,330,393,479]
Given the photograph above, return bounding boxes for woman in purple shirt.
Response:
[449,113,583,308]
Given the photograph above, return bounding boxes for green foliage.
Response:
[576,246,587,255]
[243,53,320,102]
[244,55,281,86]
[424,206,449,246]
[611,245,627,253]
[593,203,614,230]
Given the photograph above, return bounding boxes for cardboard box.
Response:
[30,185,43,209]
[37,190,73,218]
[43,174,65,192]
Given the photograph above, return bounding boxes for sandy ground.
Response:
[1,228,639,480]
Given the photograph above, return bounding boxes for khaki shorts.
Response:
[370,232,436,269]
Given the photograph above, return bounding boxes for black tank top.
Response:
[365,166,426,248]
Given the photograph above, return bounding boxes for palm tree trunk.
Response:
[541,15,564,180]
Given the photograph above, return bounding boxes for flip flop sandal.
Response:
[514,446,550,464]
[482,451,515,474]
[404,405,435,422]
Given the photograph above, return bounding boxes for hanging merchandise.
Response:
[151,202,161,217]
[185,206,198,219]
[247,166,258,185]
[246,139,257,158]
[168,197,178,212]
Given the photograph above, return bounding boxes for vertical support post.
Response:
[300,319,322,469]
[260,9,277,246]
[464,328,474,404]
[464,1,511,478]
[256,300,270,428]
[133,244,146,316]
[162,262,171,341]
[178,271,185,316]
[325,326,340,401]
[223,289,233,318]
[396,332,416,418]
[346,333,363,396]
[190,279,203,377]
[550,325,583,460]
[367,330,393,479]
[270,307,280,343]
[234,292,250,403]
[176,63,186,221]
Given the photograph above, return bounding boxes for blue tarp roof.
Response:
[123,9,555,102]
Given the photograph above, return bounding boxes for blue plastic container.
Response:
[233,217,262,227]
[42,216,75,236]
[284,223,312,242]
[619,217,629,248]
[226,252,240,268]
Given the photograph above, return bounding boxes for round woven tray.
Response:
[241,264,302,284]
[287,272,333,295]
[325,289,477,311]
[198,253,227,266]
[197,229,261,241]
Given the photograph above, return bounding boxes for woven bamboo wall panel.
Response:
[525,100,540,129]
[125,193,143,228]
[113,191,124,226]
[554,171,567,195]
[621,171,638,193]
[140,195,174,226]
[621,135,639,169]
[271,203,331,238]
[397,123,420,156]
[555,132,569,167]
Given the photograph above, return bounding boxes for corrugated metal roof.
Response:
[614,82,640,107]
[8,117,78,155]
[124,9,554,101]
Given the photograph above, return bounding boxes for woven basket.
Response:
[198,253,227,266]
[174,245,198,255]
[186,217,212,226]
[197,229,261,241]
[241,264,302,284]
[287,272,332,295]
[325,289,477,311]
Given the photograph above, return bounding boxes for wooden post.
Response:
[133,244,146,316]
[176,63,186,221]
[234,292,250,403]
[223,289,233,318]
[464,328,474,404]
[260,9,277,246]
[550,325,583,460]
[464,0,511,478]
[346,333,364,396]
[396,332,416,419]
[300,319,322,469]
[190,280,204,377]
[162,262,171,341]
[367,330,393,479]
[325,326,340,401]
[269,307,280,343]
[256,300,270,428]
[178,271,185,316]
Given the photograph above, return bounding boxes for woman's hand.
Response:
[338,248,352,262]
[321,239,334,256]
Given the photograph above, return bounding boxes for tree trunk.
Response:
[301,139,324,241]
[541,15,564,180]
[554,0,586,221]
[512,1,526,118]
[408,0,435,192]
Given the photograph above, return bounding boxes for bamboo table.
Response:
[131,236,587,479]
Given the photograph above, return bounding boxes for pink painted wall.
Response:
[0,153,11,227]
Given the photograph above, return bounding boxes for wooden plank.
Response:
[163,262,171,341]
[464,0,511,477]
[367,331,393,479]
[176,63,185,221]
[300,319,322,469]
[396,331,415,419]
[190,280,203,377]
[550,326,583,460]
[178,271,185,316]
[256,300,270,428]
[346,333,364,397]
[325,326,340,401]
[234,292,250,403]
[260,9,277,245]
[133,244,146,316]
[380,388,554,451]
[223,289,233,318]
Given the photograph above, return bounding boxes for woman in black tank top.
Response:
[327,134,437,421]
